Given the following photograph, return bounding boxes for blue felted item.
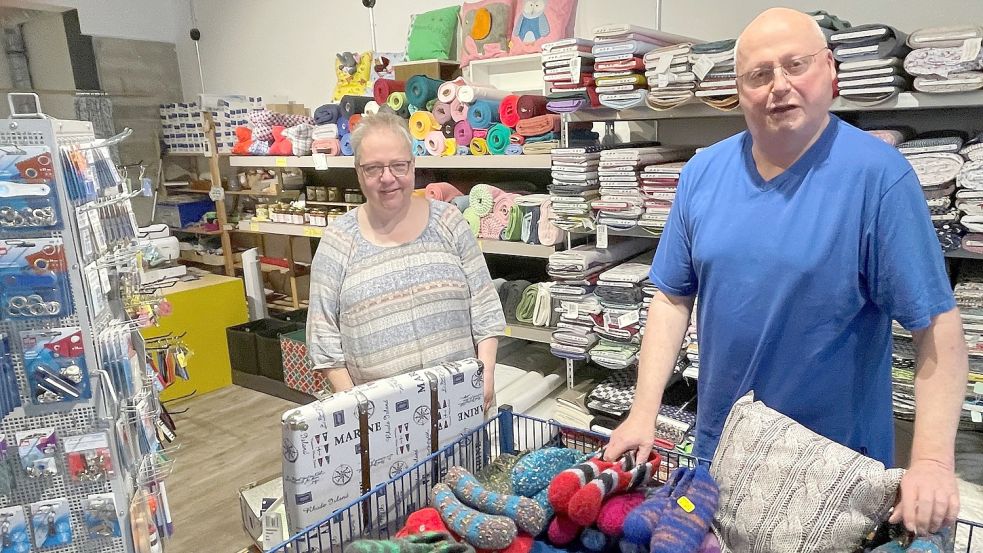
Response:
[457,146,471,156]
[413,139,429,156]
[338,116,351,137]
[512,448,585,497]
[580,528,609,552]
[444,466,547,536]
[406,75,443,108]
[532,540,564,553]
[648,466,718,553]
[432,482,517,550]
[314,103,342,125]
[622,468,688,545]
[340,134,353,156]
[532,487,553,521]
[450,195,470,212]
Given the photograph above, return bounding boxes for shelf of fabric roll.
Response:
[568,227,662,239]
[477,239,556,258]
[503,323,554,344]
[565,91,983,122]
[228,154,551,169]
[945,249,983,260]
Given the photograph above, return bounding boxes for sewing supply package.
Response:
[0,145,60,231]
[19,326,91,406]
[64,432,114,483]
[281,358,486,539]
[82,493,122,539]
[0,505,30,553]
[0,238,73,323]
[15,427,58,479]
[29,497,72,548]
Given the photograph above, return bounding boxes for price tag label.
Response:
[275,157,287,167]
[677,496,695,513]
[504,326,513,337]
[596,224,609,249]
[304,226,323,237]
[962,38,982,62]
[693,55,714,81]
[651,53,672,75]
[312,153,329,170]
[617,310,640,328]
[565,302,578,319]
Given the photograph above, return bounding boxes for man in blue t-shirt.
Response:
[604,7,968,536]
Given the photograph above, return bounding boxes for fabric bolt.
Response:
[487,124,513,155]
[451,99,470,123]
[599,90,648,109]
[374,79,406,104]
[506,144,524,155]
[906,152,964,186]
[437,78,467,104]
[409,104,420,116]
[451,195,470,213]
[314,103,343,125]
[829,24,909,63]
[907,25,983,48]
[312,124,339,140]
[413,139,429,157]
[348,114,363,133]
[338,116,351,137]
[441,137,457,156]
[407,75,444,108]
[426,182,463,202]
[470,184,503,217]
[913,71,983,93]
[312,138,341,155]
[388,92,409,112]
[307,201,505,383]
[904,46,983,78]
[455,120,475,146]
[515,115,561,137]
[426,131,447,156]
[471,138,491,156]
[499,95,521,127]
[341,95,372,117]
[458,85,512,103]
[839,86,905,104]
[433,102,454,124]
[959,160,983,190]
[410,110,441,140]
[442,121,457,139]
[468,100,502,129]
[340,134,354,156]
[283,123,314,156]
[364,101,381,115]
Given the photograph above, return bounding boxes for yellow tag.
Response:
[504,326,512,337]
[275,157,287,167]
[304,227,323,237]
[478,240,484,251]
[249,222,260,232]
[176,351,188,366]
[677,496,695,513]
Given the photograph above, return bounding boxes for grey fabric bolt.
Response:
[897,136,965,154]
[906,25,983,49]
[838,85,904,105]
[904,46,983,78]
[906,152,964,187]
[830,24,910,63]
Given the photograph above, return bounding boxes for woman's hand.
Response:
[483,371,496,416]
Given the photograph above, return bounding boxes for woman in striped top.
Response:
[306,112,506,413]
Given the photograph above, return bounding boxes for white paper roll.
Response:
[510,373,563,414]
[498,372,543,404]
[494,364,527,393]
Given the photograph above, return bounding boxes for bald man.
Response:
[605,8,967,535]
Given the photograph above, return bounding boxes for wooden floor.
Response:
[164,386,299,553]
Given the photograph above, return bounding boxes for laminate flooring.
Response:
[164,386,297,553]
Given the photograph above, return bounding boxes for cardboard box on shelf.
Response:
[266,102,310,117]
[394,59,461,82]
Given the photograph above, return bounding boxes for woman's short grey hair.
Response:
[350,111,413,165]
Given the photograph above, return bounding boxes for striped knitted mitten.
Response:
[547,455,616,514]
[568,452,661,526]
[621,467,689,545]
[648,465,719,553]
[445,466,547,536]
[343,532,473,553]
[432,483,517,550]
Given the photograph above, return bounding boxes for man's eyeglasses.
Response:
[358,160,413,179]
[737,48,828,89]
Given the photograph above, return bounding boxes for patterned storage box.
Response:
[280,329,325,395]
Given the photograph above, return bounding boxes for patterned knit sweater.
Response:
[307,200,506,384]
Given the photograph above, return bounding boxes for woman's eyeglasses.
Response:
[358,160,413,179]
[737,48,828,89]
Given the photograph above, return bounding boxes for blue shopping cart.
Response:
[270,409,982,553]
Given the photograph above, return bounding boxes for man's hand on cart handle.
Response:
[603,413,658,466]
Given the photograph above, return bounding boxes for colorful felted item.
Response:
[567,451,661,526]
[426,131,447,156]
[698,532,721,553]
[622,468,687,546]
[313,138,342,156]
[471,137,491,155]
[499,95,521,127]
[455,120,475,146]
[407,75,445,108]
[451,99,470,122]
[596,491,645,538]
[547,513,581,546]
[413,139,429,157]
[344,532,472,553]
[477,532,533,553]
[388,92,409,112]
[516,95,549,120]
[426,182,463,202]
[579,528,609,552]
[340,134,354,156]
[515,115,560,137]
[458,86,512,104]
[364,101,381,115]
[648,466,718,553]
[231,126,253,155]
[463,207,482,236]
[314,103,343,125]
[349,113,363,133]
[411,110,442,140]
[439,78,468,103]
[460,0,516,66]
[433,102,454,124]
[445,466,547,536]
[487,124,513,155]
[547,454,614,514]
[338,116,351,137]
[341,95,373,117]
[283,123,314,156]
[443,137,458,156]
[396,508,454,538]
[374,79,406,104]
[432,483,518,550]
[269,126,293,156]
[508,0,578,55]
[442,121,457,139]
[407,6,461,61]
[511,448,585,497]
[469,184,503,217]
[467,100,502,129]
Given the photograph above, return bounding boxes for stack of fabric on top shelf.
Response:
[589,251,654,371]
[903,25,983,95]
[595,147,692,231]
[550,145,602,232]
[638,160,687,234]
[898,132,966,252]
[830,24,911,104]
[645,42,698,110]
[548,239,651,363]
[541,38,598,114]
[958,132,983,254]
[592,24,695,110]
[691,39,738,110]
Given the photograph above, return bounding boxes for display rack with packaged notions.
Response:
[0,93,176,553]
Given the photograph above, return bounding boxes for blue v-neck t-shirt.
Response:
[650,115,955,465]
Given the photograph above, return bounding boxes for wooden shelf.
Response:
[567,91,983,122]
[478,239,555,258]
[945,249,983,260]
[307,201,362,207]
[229,154,552,170]
[234,261,311,276]
[504,323,553,344]
[169,226,223,236]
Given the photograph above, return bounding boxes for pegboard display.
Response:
[0,108,166,553]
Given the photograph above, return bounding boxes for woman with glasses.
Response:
[306,111,506,414]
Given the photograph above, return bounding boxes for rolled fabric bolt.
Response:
[340,95,372,117]
[432,102,453,124]
[470,137,490,156]
[463,207,481,236]
[426,98,437,112]
[473,129,489,139]
[451,99,469,122]
[499,95,521,128]
[314,103,342,125]
[337,116,350,137]
[486,124,512,155]
[426,131,446,156]
[413,139,429,157]
[457,145,471,156]
[387,91,408,112]
[406,74,444,108]
[438,78,466,103]
[348,114,363,133]
[364,101,381,115]
[441,122,456,139]
[516,95,549,120]
[373,78,406,104]
[505,144,524,155]
[410,110,440,140]
[454,120,474,146]
[408,104,420,115]
[467,100,502,129]
[457,85,512,104]
[340,134,353,156]
[314,138,341,156]
[442,137,457,157]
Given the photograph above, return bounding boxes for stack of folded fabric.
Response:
[591,25,694,111]
[830,24,911,104]
[542,38,598,114]
[589,252,654,371]
[638,160,687,234]
[865,127,913,147]
[552,378,597,429]
[587,368,637,420]
[904,26,983,94]
[515,113,561,155]
[899,133,965,251]
[809,10,852,36]
[644,42,697,110]
[959,132,983,254]
[594,147,691,231]
[691,39,738,110]
[511,194,563,245]
[550,146,602,231]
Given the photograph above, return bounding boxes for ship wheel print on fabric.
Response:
[471,372,482,388]
[334,464,354,485]
[413,406,431,425]
[389,461,407,478]
[282,439,298,463]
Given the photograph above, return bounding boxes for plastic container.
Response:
[256,322,305,381]
[226,318,292,375]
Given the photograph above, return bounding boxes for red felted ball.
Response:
[547,514,582,546]
[597,491,645,537]
[396,507,452,538]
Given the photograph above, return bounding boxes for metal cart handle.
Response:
[7,92,45,119]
